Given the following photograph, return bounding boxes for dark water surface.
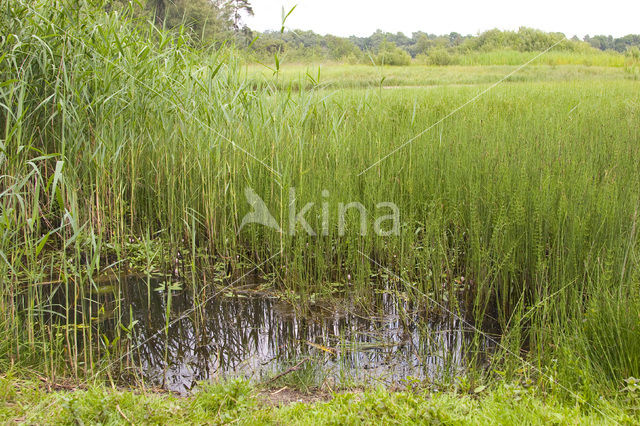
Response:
[111,276,495,394]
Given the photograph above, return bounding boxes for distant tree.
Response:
[615,34,640,53]
[391,32,412,48]
[325,35,360,60]
[368,29,387,52]
[229,0,254,30]
[586,34,640,53]
[586,35,615,51]
[449,32,463,46]
[413,34,434,55]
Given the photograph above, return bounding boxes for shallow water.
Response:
[111,276,495,394]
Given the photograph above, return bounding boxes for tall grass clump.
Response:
[0,0,639,396]
[0,0,275,377]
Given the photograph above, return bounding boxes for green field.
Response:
[1,1,640,423]
[247,62,637,89]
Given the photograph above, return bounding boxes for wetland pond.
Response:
[99,276,497,394]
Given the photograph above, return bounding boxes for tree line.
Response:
[110,1,640,64]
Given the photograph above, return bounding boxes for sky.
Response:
[245,0,640,39]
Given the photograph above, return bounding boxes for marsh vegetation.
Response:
[1,1,640,423]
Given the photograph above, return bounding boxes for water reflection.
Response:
[116,277,494,394]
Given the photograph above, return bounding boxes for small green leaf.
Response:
[35,232,51,257]
[474,385,487,394]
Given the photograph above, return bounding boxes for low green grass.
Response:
[246,63,634,90]
[1,376,637,425]
[441,49,633,67]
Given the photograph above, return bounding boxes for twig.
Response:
[271,386,288,395]
[116,404,133,425]
[267,358,309,384]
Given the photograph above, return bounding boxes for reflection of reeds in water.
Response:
[111,276,493,393]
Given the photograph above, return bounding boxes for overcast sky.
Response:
[245,0,640,39]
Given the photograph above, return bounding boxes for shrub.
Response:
[375,41,412,66]
[427,48,459,65]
